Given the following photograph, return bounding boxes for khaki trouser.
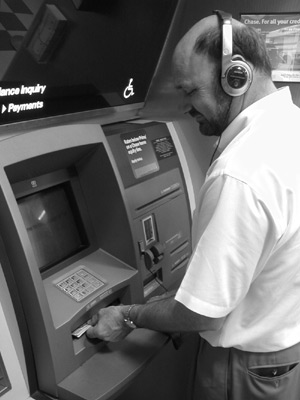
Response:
[192,337,300,400]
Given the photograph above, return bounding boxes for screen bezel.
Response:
[12,168,96,276]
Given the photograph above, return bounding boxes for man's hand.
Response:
[86,306,133,342]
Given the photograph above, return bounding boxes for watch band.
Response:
[123,304,137,329]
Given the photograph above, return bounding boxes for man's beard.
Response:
[196,89,233,137]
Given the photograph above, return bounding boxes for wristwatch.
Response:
[123,304,137,329]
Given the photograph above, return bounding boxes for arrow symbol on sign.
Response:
[1,105,7,114]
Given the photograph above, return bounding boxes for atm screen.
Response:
[18,183,89,272]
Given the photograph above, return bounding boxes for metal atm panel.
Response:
[104,121,192,299]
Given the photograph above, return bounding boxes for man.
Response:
[87,12,300,399]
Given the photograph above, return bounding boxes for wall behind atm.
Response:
[142,0,300,212]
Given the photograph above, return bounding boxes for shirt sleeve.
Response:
[175,173,279,318]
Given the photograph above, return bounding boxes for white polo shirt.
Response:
[175,87,300,352]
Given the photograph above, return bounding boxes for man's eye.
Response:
[187,88,197,97]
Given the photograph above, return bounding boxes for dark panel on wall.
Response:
[0,0,180,126]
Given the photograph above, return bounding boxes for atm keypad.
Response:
[56,269,105,302]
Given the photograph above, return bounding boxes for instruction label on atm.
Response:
[121,130,159,179]
[152,136,177,160]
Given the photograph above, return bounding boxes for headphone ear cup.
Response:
[221,56,253,97]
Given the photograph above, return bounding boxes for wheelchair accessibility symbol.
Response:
[123,78,135,99]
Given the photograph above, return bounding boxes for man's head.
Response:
[172,13,274,137]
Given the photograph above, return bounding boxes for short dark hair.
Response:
[193,23,272,77]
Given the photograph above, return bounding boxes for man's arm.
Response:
[86,295,225,342]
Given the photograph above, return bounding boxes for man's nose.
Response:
[179,99,192,115]
[187,107,199,118]
[181,105,198,118]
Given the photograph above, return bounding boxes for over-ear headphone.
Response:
[214,10,252,96]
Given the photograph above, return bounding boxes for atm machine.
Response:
[0,120,192,400]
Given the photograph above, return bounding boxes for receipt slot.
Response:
[0,121,192,400]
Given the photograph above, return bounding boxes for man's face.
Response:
[173,52,232,137]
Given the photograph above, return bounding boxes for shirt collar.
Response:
[216,86,292,154]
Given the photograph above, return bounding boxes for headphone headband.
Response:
[214,10,233,80]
